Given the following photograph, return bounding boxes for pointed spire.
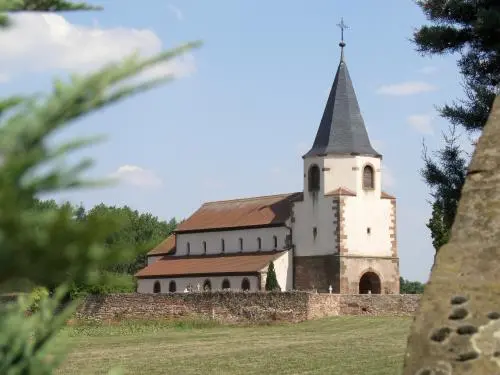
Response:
[304,20,380,159]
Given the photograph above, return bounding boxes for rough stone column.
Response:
[402,96,500,374]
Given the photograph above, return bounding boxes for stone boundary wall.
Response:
[76,292,421,323]
[307,293,421,319]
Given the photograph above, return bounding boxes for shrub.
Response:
[265,262,281,291]
[69,272,136,298]
[28,287,50,312]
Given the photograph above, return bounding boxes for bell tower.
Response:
[302,17,381,197]
[292,19,399,294]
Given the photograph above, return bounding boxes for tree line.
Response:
[3,199,178,297]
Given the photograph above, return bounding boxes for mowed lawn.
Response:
[54,316,412,375]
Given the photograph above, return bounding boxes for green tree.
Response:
[414,0,499,131]
[426,201,451,253]
[400,277,425,294]
[0,1,200,373]
[265,262,280,291]
[84,204,177,274]
[413,0,499,251]
[421,126,468,252]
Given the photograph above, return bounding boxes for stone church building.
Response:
[135,39,400,295]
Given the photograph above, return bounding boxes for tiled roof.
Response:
[325,187,357,196]
[304,51,380,159]
[325,188,396,199]
[147,235,176,256]
[135,251,286,278]
[175,192,303,233]
[381,191,396,199]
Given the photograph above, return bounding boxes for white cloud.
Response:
[407,114,434,135]
[109,165,163,189]
[0,13,195,80]
[167,4,184,21]
[419,66,438,75]
[376,81,437,96]
[382,166,396,190]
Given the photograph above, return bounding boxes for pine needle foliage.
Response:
[265,262,280,291]
[0,1,201,373]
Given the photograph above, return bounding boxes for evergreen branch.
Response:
[413,25,472,54]
[0,41,202,287]
[0,96,25,119]
[0,0,100,29]
[0,0,99,11]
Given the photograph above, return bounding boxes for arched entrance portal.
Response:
[359,272,381,294]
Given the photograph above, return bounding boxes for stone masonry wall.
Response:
[75,292,421,323]
[307,293,421,319]
[77,292,310,323]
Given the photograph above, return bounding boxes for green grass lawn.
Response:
[54,317,412,375]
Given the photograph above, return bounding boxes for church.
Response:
[135,33,400,295]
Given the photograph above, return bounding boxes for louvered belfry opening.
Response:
[308,165,320,192]
[363,165,374,189]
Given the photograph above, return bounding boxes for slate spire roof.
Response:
[304,36,380,158]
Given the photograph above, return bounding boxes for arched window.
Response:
[221,279,230,290]
[203,279,212,291]
[221,239,225,253]
[241,278,250,291]
[153,281,161,293]
[273,235,278,249]
[202,241,207,254]
[239,238,243,251]
[363,165,375,189]
[186,242,191,255]
[169,281,176,293]
[257,237,262,250]
[308,164,320,192]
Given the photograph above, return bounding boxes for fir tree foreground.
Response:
[414,0,500,253]
[0,1,200,374]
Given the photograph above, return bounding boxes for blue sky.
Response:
[0,0,470,282]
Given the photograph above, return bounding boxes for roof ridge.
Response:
[160,250,287,260]
[202,192,301,205]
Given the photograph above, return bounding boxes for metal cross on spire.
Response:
[337,17,349,61]
[337,18,348,43]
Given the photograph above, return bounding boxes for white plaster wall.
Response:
[293,196,337,257]
[137,275,260,293]
[260,250,293,290]
[323,155,381,195]
[343,196,392,257]
[323,156,358,193]
[147,255,163,266]
[175,226,289,256]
